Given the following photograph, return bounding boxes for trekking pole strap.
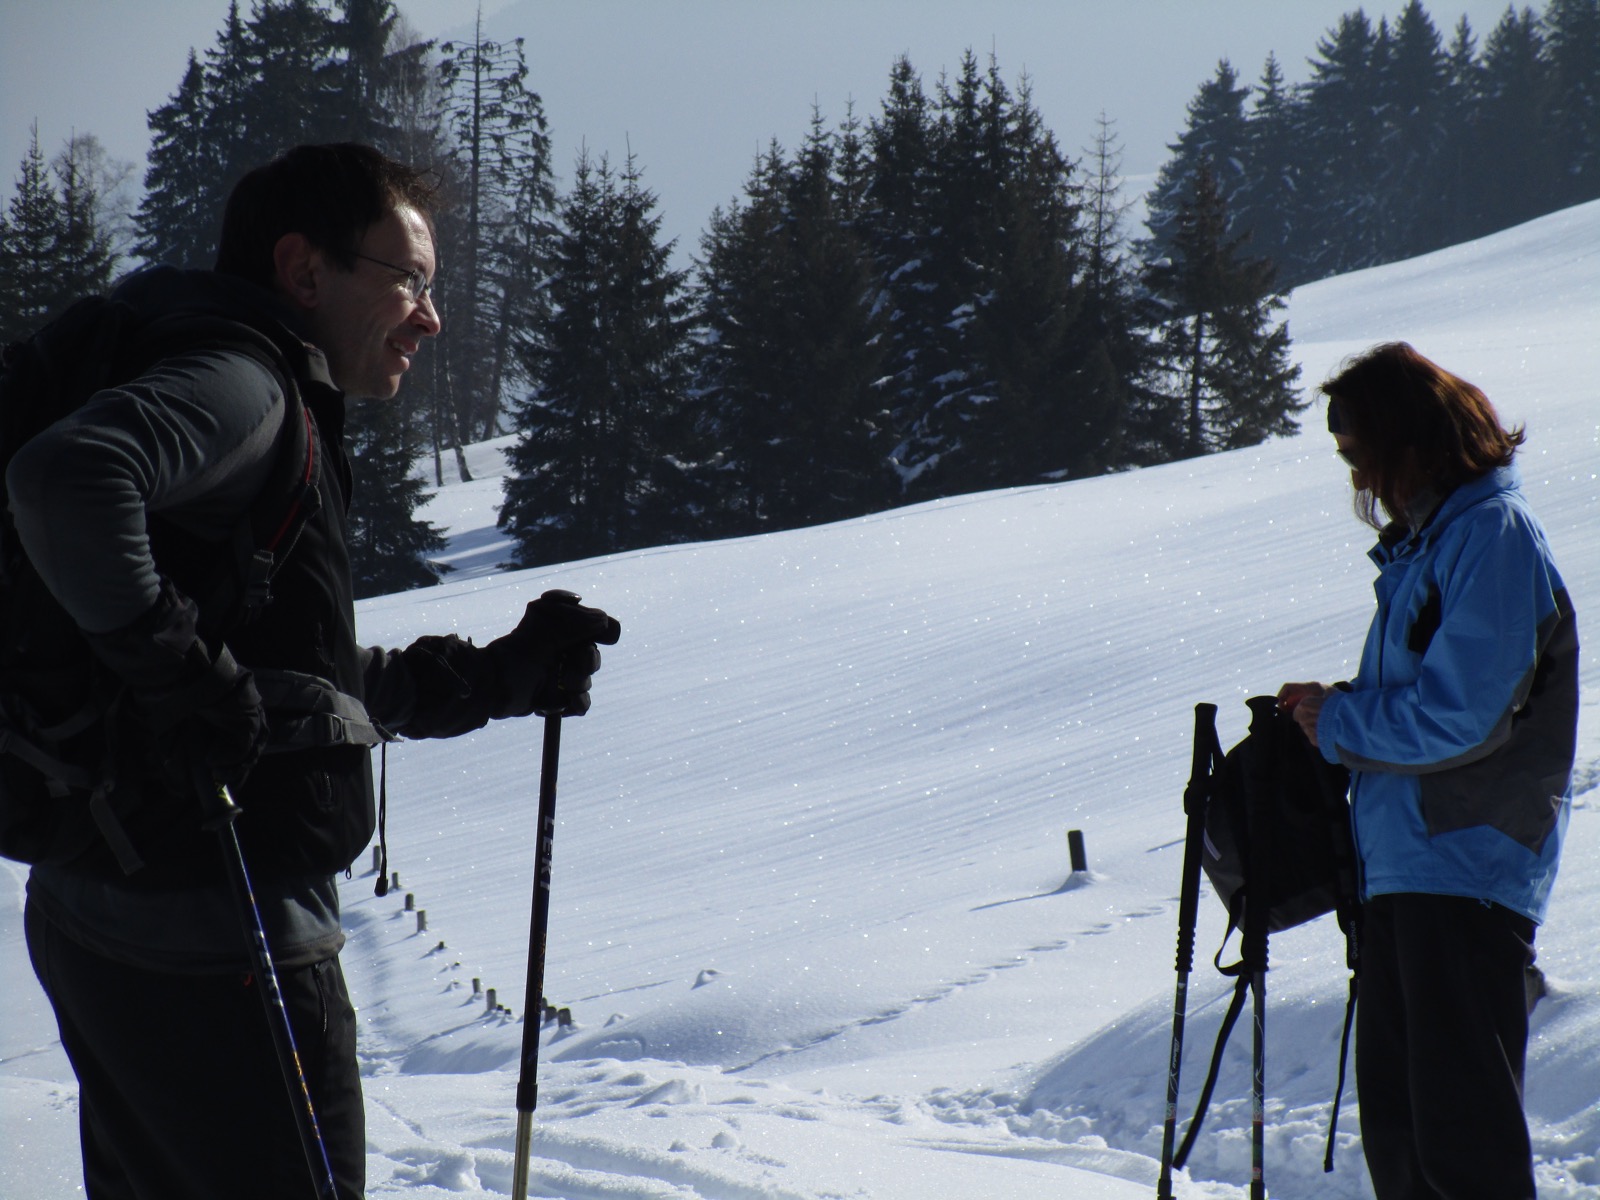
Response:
[1324,972,1359,1172]
[1172,971,1251,1170]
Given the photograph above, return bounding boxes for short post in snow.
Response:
[1068,829,1088,874]
[416,910,427,933]
[404,892,415,912]
[486,988,497,1013]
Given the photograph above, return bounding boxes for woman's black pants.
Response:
[1356,893,1537,1200]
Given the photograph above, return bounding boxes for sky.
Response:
[3,197,1598,1198]
[1,0,1527,260]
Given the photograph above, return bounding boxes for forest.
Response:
[2,0,1596,591]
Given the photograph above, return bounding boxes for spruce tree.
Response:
[1436,16,1486,248]
[50,135,119,302]
[1296,12,1390,277]
[695,117,892,533]
[138,0,410,272]
[862,55,941,490]
[1143,60,1252,263]
[500,153,697,567]
[1377,1,1451,259]
[436,20,556,442]
[344,396,448,598]
[896,51,1005,494]
[1140,165,1303,459]
[906,58,1115,495]
[1077,113,1145,472]
[1471,8,1558,237]
[2,129,68,343]
[1542,0,1600,208]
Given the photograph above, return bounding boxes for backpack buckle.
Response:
[244,548,275,608]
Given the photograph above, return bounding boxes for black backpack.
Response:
[1202,696,1357,939]
[1159,696,1360,1195]
[0,293,322,871]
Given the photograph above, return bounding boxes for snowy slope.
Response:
[3,200,1597,1200]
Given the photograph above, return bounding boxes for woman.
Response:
[1278,342,1577,1200]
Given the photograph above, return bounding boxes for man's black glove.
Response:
[85,581,268,796]
[484,590,621,718]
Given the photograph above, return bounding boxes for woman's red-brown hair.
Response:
[1321,342,1524,528]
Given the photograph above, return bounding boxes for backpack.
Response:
[1202,695,1357,938]
[1159,696,1360,1194]
[0,293,322,871]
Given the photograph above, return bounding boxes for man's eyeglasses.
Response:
[349,250,433,304]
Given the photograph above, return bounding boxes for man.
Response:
[1279,342,1575,1199]
[8,143,620,1199]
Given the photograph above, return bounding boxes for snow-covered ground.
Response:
[4,201,1597,1199]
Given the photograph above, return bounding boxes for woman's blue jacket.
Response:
[1315,464,1578,923]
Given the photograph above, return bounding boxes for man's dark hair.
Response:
[215,143,438,287]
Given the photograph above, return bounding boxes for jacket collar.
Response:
[1369,464,1520,565]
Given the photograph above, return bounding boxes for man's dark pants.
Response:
[26,900,365,1200]
[1356,893,1537,1200]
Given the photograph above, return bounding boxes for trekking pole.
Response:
[510,712,559,1200]
[511,589,583,1200]
[1157,702,1220,1200]
[203,782,338,1200]
[1242,694,1278,1200]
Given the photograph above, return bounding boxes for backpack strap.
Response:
[0,721,96,794]
[133,312,324,626]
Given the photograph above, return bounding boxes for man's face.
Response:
[305,204,441,399]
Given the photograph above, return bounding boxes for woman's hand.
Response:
[1276,682,1328,747]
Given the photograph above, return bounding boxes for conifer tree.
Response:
[1436,15,1485,247]
[863,55,941,492]
[436,19,556,442]
[1296,11,1390,277]
[896,51,1005,491]
[1541,0,1600,207]
[1377,1,1451,259]
[1140,165,1302,460]
[1,129,69,343]
[1077,113,1146,472]
[344,396,448,598]
[905,57,1109,495]
[245,0,343,161]
[695,117,892,532]
[1471,8,1558,237]
[1143,60,1252,262]
[1235,54,1303,283]
[50,135,119,301]
[500,153,697,567]
[137,0,408,271]
[137,50,224,269]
